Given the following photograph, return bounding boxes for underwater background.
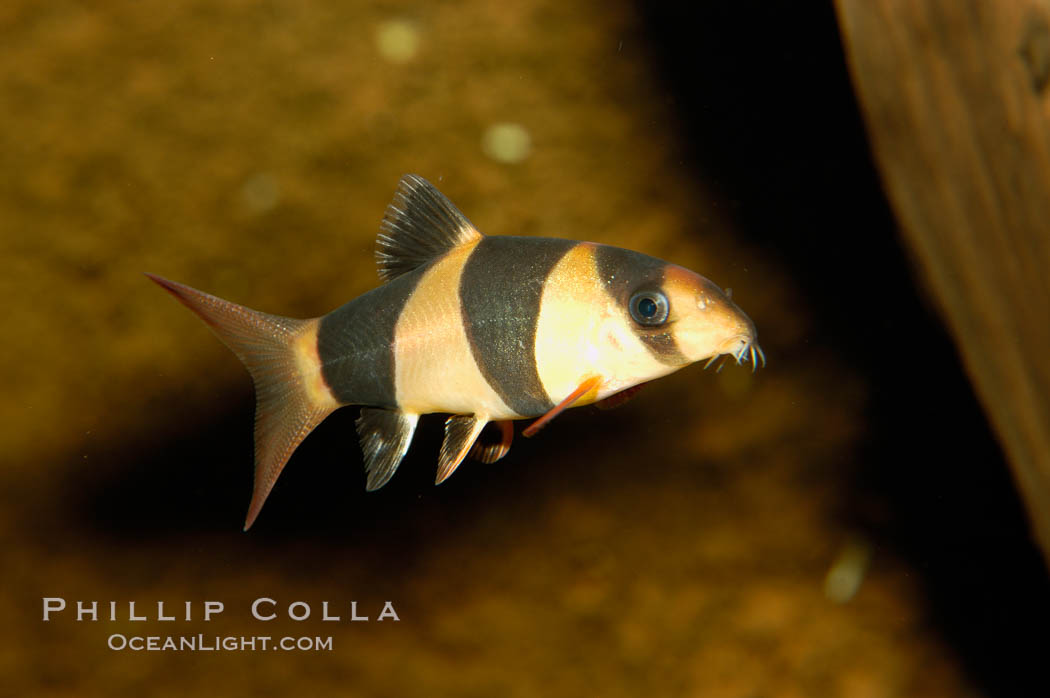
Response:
[3,1,1048,695]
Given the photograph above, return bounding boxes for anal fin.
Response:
[436,415,488,484]
[522,376,602,438]
[356,408,420,490]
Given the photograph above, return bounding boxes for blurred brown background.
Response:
[2,0,1047,696]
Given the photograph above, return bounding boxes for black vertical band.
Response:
[459,236,577,417]
[317,271,423,407]
[593,244,689,366]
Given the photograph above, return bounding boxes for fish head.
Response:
[592,246,763,388]
[656,264,760,367]
[540,243,764,405]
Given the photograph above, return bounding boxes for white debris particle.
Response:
[481,123,532,164]
[376,20,420,64]
[239,172,280,215]
[823,536,873,604]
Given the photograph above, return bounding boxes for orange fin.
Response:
[145,274,337,531]
[436,415,488,484]
[469,420,514,464]
[595,382,648,411]
[523,376,602,438]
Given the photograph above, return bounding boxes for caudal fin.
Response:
[145,274,338,530]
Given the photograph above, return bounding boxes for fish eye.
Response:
[629,290,669,326]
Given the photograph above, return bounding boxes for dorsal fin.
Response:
[375,174,484,281]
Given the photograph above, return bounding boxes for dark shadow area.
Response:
[58,377,632,549]
[60,394,441,542]
[636,1,1050,695]
[65,395,258,538]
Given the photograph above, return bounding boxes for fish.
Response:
[147,174,763,529]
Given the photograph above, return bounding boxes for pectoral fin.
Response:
[522,376,602,438]
[595,382,648,410]
[436,415,489,484]
[356,408,420,490]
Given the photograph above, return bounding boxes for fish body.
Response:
[148,175,762,529]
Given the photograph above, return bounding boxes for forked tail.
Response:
[145,274,338,530]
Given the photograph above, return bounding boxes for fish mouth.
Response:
[703,336,766,373]
[736,339,766,373]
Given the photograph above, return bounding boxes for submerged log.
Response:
[835,0,1050,564]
